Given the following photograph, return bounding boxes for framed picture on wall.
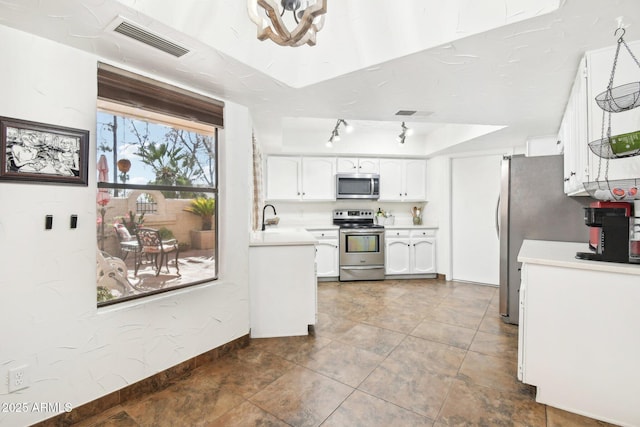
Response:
[0,116,89,186]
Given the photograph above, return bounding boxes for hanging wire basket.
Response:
[588,130,640,158]
[588,28,640,163]
[583,179,640,201]
[595,82,640,113]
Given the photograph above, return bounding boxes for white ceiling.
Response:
[0,0,639,155]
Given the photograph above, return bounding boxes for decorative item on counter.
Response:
[375,208,394,225]
[411,206,422,225]
[583,26,640,200]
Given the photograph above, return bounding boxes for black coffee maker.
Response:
[576,207,630,263]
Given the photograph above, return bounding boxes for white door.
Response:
[451,154,501,285]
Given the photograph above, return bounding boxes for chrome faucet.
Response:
[261,204,277,231]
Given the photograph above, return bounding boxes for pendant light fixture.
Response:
[326,119,353,147]
[247,0,327,47]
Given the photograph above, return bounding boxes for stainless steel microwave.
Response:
[336,173,380,199]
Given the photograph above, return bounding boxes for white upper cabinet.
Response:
[301,157,336,200]
[560,57,589,195]
[379,158,427,201]
[561,40,640,195]
[266,156,301,200]
[266,156,335,200]
[336,157,380,173]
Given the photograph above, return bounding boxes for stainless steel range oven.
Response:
[333,209,385,281]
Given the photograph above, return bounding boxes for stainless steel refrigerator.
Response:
[499,154,591,325]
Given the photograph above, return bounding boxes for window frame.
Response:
[96,64,221,306]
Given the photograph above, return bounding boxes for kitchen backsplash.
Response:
[266,201,433,227]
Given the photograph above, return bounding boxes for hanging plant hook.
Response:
[614,27,626,42]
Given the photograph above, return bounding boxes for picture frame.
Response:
[0,116,89,186]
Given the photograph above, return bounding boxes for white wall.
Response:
[0,26,251,426]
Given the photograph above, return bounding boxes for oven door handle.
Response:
[339,229,384,235]
[340,266,384,270]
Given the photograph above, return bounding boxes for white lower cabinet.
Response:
[385,229,436,276]
[310,229,339,278]
[518,243,640,426]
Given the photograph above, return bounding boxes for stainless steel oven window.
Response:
[345,234,379,252]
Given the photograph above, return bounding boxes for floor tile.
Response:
[469,330,518,360]
[298,340,384,387]
[458,350,533,397]
[546,405,619,426]
[193,350,295,398]
[411,319,477,350]
[248,334,332,365]
[249,366,353,427]
[336,323,405,356]
[322,390,434,427]
[122,377,244,427]
[207,400,289,427]
[361,300,427,333]
[478,312,519,337]
[359,357,454,419]
[313,312,358,340]
[427,304,485,330]
[389,335,467,377]
[436,379,546,426]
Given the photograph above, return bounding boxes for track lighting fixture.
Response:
[326,119,353,147]
[397,121,413,144]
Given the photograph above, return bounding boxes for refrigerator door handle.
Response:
[495,196,500,239]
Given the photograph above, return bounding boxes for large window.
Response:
[95,64,221,306]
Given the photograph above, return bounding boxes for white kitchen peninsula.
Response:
[517,240,640,427]
[249,228,317,338]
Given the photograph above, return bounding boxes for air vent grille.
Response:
[395,110,417,116]
[114,21,190,58]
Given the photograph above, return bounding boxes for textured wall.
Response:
[0,25,251,426]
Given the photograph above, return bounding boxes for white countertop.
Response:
[518,239,640,275]
[250,228,318,247]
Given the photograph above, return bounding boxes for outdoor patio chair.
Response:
[96,249,133,297]
[135,227,180,277]
[113,223,141,262]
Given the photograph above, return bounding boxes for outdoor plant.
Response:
[184,197,215,230]
[116,210,145,235]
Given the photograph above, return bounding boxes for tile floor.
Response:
[75,278,616,426]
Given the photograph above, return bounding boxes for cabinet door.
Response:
[385,239,411,274]
[358,158,379,173]
[301,157,336,200]
[266,156,301,200]
[411,238,436,274]
[315,240,339,277]
[404,159,427,200]
[336,157,359,173]
[379,159,404,200]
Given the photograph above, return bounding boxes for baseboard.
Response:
[33,334,250,426]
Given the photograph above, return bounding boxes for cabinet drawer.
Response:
[410,229,436,238]
[385,229,410,238]
[310,230,339,239]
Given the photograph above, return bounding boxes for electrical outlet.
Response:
[8,365,30,392]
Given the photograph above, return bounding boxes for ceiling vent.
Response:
[111,19,190,58]
[395,110,434,118]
